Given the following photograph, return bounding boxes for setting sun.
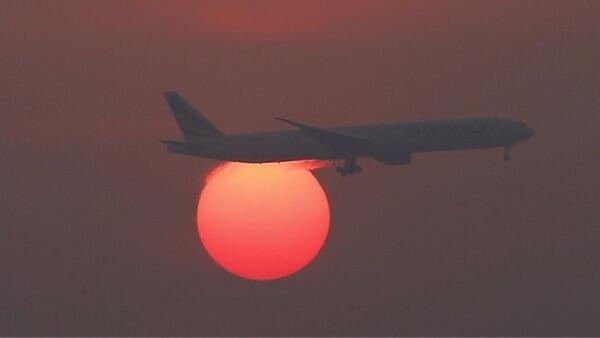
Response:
[197,162,330,280]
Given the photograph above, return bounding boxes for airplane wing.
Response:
[275,117,372,153]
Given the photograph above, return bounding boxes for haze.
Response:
[1,0,599,336]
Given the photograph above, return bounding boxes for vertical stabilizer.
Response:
[164,92,224,142]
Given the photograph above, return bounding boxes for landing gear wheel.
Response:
[336,158,362,176]
[503,145,512,161]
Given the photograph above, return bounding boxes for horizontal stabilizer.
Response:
[160,139,200,155]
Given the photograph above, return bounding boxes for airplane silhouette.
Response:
[162,92,534,176]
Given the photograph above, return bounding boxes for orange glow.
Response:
[122,1,406,42]
[197,162,330,280]
[196,1,404,41]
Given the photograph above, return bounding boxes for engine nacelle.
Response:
[372,147,412,165]
[381,152,412,165]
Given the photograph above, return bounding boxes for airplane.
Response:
[161,92,535,176]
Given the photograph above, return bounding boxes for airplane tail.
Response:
[163,91,224,142]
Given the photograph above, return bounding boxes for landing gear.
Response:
[503,145,512,161]
[335,159,362,176]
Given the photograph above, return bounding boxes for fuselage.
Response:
[172,117,534,163]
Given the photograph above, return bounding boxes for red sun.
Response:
[197,162,330,280]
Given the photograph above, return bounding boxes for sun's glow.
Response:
[197,161,330,280]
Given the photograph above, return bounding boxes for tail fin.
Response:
[164,92,224,142]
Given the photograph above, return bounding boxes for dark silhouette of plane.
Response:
[162,92,535,176]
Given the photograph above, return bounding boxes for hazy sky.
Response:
[1,0,599,335]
